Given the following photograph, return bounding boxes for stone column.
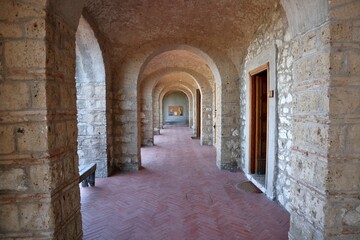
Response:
[289,1,360,237]
[0,1,82,239]
[324,1,360,238]
[289,22,332,239]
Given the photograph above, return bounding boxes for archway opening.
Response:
[162,91,189,127]
[75,16,108,177]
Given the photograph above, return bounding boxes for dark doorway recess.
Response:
[249,64,269,176]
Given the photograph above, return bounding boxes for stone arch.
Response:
[157,85,195,135]
[161,89,192,128]
[140,68,213,146]
[75,16,108,177]
[133,43,238,170]
[156,78,213,145]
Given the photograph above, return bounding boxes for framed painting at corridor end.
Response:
[168,106,183,116]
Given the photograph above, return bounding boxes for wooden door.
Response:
[250,70,268,174]
[255,75,267,174]
[196,89,201,138]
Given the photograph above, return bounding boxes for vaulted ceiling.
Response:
[84,0,279,57]
[82,0,280,96]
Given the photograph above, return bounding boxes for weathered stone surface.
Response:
[29,164,51,191]
[4,40,46,68]
[0,204,20,232]
[19,203,54,230]
[16,123,48,152]
[25,18,46,39]
[0,82,30,111]
[0,167,27,191]
[0,22,23,38]
[0,125,15,154]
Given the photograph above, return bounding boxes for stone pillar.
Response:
[324,1,360,238]
[140,92,154,146]
[0,1,81,239]
[112,58,141,172]
[289,22,332,239]
[200,88,213,146]
[216,78,241,171]
[289,1,360,237]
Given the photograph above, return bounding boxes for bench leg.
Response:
[88,172,95,187]
[81,179,89,187]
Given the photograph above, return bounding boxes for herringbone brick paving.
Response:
[81,126,289,240]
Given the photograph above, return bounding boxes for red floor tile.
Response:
[81,126,290,240]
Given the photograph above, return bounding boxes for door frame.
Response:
[244,54,277,200]
[249,64,269,175]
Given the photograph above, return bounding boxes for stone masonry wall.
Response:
[240,5,291,209]
[0,1,81,238]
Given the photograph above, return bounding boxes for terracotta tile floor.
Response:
[80,126,290,240]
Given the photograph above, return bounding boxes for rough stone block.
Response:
[0,82,30,111]
[63,155,76,181]
[294,89,329,114]
[55,122,67,149]
[0,167,27,191]
[313,52,330,78]
[66,217,77,239]
[19,203,54,230]
[302,31,317,54]
[346,124,360,154]
[0,204,20,232]
[330,86,360,115]
[330,1,360,20]
[291,182,326,228]
[327,162,360,192]
[25,18,46,38]
[4,40,46,68]
[66,120,77,146]
[293,58,312,82]
[291,152,327,191]
[0,1,46,21]
[46,82,60,109]
[330,22,353,42]
[0,125,15,154]
[60,187,80,221]
[29,164,51,191]
[328,125,346,153]
[293,122,329,151]
[50,161,64,189]
[354,27,360,42]
[31,81,47,109]
[60,84,71,110]
[348,50,360,74]
[16,123,48,152]
[289,212,323,240]
[319,24,331,46]
[0,22,23,38]
[330,51,344,74]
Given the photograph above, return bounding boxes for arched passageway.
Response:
[2,0,359,239]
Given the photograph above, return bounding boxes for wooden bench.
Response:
[79,163,97,187]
